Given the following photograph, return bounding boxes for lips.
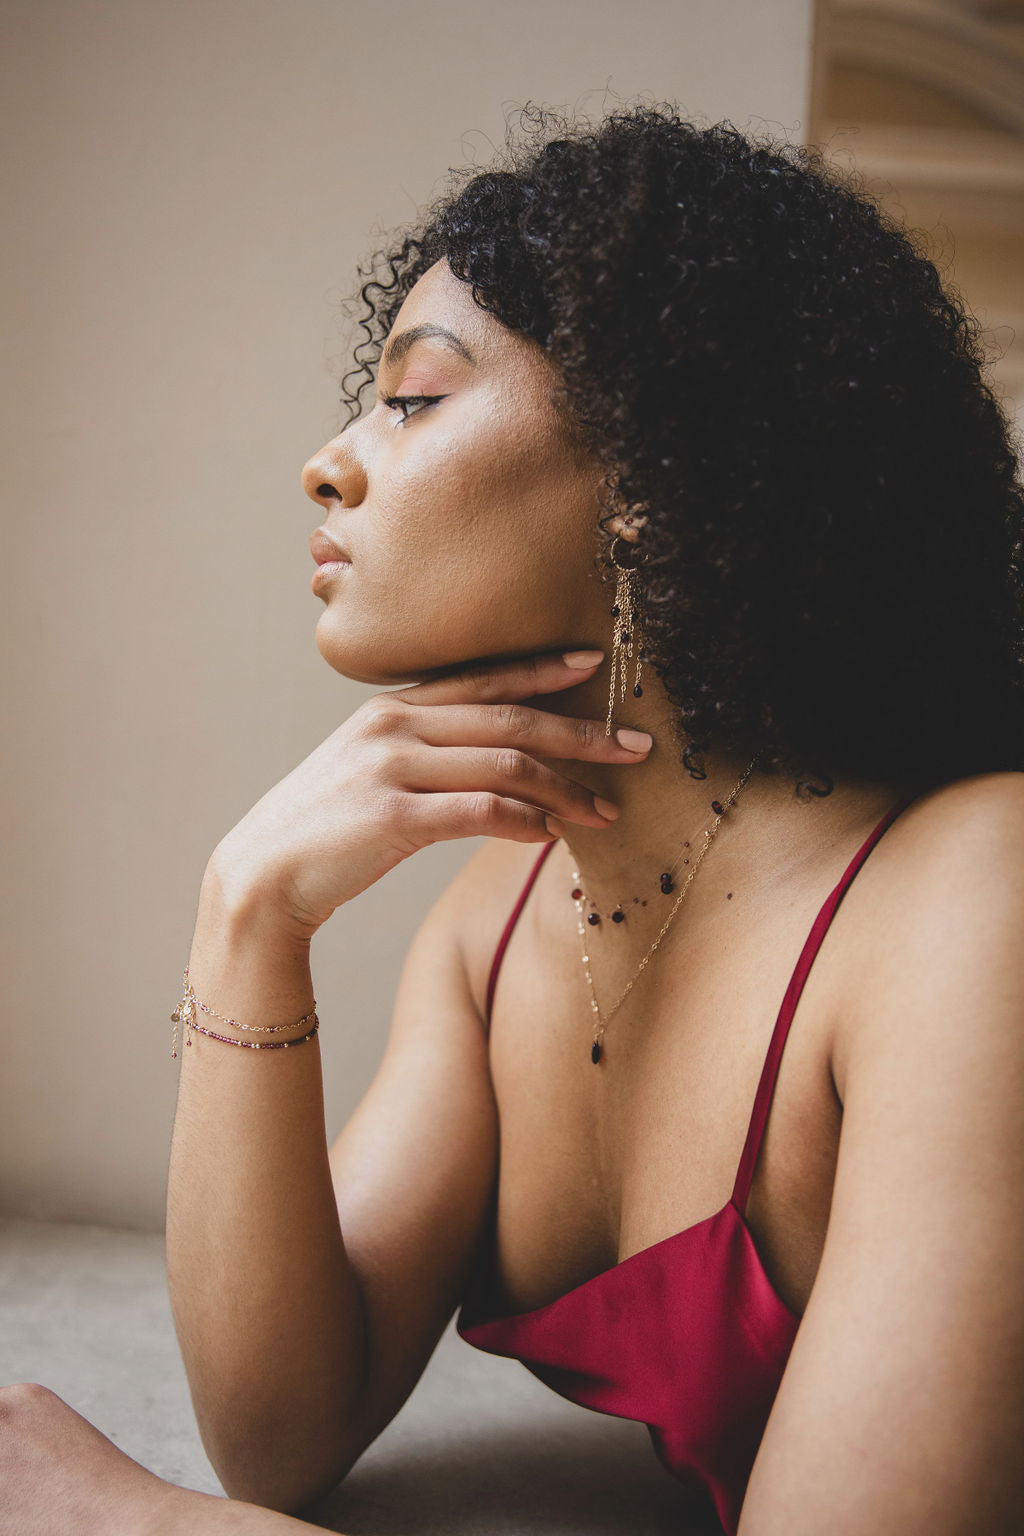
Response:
[309,529,350,565]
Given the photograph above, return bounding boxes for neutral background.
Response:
[2,0,863,1235]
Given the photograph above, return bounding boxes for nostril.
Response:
[317,484,341,500]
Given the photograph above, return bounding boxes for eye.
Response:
[381,393,446,424]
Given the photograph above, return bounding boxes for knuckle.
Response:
[371,785,413,828]
[360,696,406,737]
[466,665,498,695]
[447,663,494,701]
[494,747,528,783]
[510,797,537,829]
[0,1382,52,1412]
[497,702,532,739]
[466,791,500,825]
[574,714,599,751]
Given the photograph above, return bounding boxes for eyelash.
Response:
[381,393,445,423]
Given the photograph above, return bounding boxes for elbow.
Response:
[214,1445,357,1516]
[201,1409,365,1514]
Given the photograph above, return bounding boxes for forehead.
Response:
[388,258,519,366]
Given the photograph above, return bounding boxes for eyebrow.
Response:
[380,322,477,373]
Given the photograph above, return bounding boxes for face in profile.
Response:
[301,259,611,686]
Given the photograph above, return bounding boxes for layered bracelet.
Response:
[170,965,319,1058]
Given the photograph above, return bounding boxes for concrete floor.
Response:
[0,1216,721,1533]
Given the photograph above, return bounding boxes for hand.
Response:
[209,649,653,942]
[0,1382,176,1536]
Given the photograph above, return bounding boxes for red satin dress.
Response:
[457,792,918,1535]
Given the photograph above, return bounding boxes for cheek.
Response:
[355,400,598,618]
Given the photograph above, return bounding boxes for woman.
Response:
[5,103,1023,1534]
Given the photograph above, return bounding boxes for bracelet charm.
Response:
[170,966,318,1058]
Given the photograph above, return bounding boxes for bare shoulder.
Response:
[436,836,553,1025]
[741,769,1024,1531]
[832,768,1024,1100]
[887,767,1024,856]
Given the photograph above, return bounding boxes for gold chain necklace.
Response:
[571,752,761,1063]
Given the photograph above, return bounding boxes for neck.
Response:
[527,666,911,918]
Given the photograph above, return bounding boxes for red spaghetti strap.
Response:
[484,840,558,1032]
[731,791,919,1213]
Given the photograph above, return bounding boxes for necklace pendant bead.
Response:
[567,749,761,1075]
[633,684,643,697]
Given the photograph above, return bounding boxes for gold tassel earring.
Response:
[604,510,650,735]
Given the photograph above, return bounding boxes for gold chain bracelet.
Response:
[170,966,319,1058]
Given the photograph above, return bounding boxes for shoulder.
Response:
[841,764,1024,1068]
[831,769,1024,1098]
[428,837,555,1026]
[877,767,1024,872]
[740,770,1024,1530]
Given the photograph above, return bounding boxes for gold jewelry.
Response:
[570,826,700,926]
[572,751,761,1063]
[604,509,650,735]
[170,966,318,1057]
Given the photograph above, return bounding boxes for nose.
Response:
[300,433,368,512]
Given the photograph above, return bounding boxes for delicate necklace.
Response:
[570,752,761,1063]
[571,829,706,926]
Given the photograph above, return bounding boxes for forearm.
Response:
[166,861,368,1512]
[151,1481,347,1535]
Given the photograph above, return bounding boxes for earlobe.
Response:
[606,511,649,541]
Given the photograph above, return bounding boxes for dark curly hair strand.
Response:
[334,100,1024,799]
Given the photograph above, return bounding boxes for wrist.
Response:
[182,865,316,1056]
[201,845,312,953]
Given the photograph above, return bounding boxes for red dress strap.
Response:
[730,790,919,1213]
[485,840,558,1031]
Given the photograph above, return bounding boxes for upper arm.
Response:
[325,842,503,1471]
[738,774,1024,1536]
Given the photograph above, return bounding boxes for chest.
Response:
[465,854,854,1321]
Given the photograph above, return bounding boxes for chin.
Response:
[314,623,468,688]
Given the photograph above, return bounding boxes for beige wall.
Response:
[811,0,1024,442]
[0,0,814,1232]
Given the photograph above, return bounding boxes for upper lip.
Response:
[309,528,350,565]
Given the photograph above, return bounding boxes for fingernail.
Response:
[593,797,620,821]
[562,649,605,668]
[615,728,653,752]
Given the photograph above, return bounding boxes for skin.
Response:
[301,256,1024,1530]
[302,257,912,904]
[299,261,915,1326]
[5,256,1022,1533]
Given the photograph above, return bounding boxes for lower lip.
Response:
[311,560,351,591]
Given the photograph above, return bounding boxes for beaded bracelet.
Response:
[178,1015,319,1052]
[170,965,319,1058]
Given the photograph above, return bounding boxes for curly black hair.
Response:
[334,100,1024,797]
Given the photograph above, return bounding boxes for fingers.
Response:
[361,647,655,853]
[395,745,624,830]
[394,699,653,765]
[388,649,611,707]
[399,790,580,847]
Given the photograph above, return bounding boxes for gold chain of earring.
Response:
[604,507,650,734]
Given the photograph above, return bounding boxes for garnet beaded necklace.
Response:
[569,751,761,1063]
